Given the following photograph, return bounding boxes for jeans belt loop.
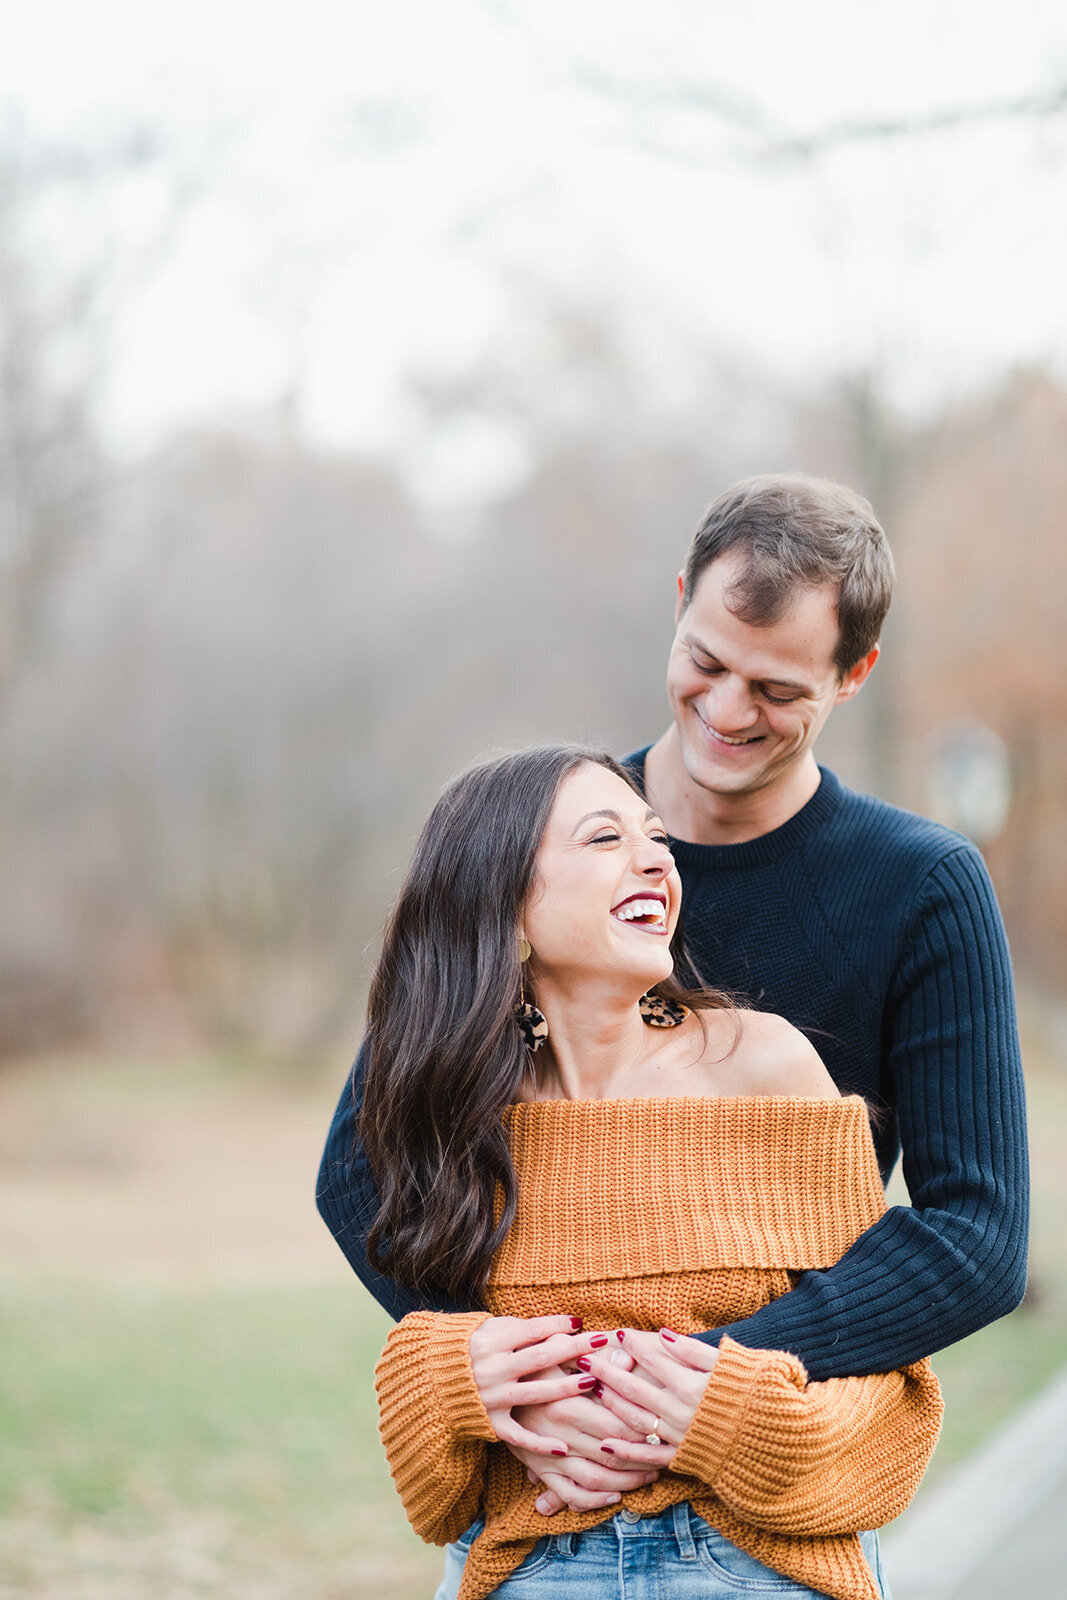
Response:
[672,1501,697,1561]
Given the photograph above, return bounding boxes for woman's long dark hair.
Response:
[359,744,732,1300]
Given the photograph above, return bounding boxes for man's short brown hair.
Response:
[681,474,895,676]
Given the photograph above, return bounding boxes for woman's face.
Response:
[523,763,682,993]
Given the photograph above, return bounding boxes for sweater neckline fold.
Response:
[492,1095,883,1285]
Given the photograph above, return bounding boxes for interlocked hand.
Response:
[468,1315,607,1454]
[587,1328,719,1465]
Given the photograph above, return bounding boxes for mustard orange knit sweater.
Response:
[374,1097,943,1600]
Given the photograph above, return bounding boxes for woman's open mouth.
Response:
[609,893,669,932]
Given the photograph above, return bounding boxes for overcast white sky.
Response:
[4,0,1067,476]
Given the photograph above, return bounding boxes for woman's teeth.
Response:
[612,900,666,925]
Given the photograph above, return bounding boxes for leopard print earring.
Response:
[516,938,549,1052]
[639,991,689,1028]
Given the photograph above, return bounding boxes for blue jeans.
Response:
[432,1504,893,1598]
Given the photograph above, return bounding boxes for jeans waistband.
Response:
[549,1503,699,1561]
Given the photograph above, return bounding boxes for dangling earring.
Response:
[516,938,548,1052]
[639,990,690,1028]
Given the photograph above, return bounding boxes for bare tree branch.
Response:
[763,84,1067,163]
[574,63,1067,168]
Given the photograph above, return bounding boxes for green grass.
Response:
[927,1300,1066,1478]
[0,1281,443,1597]
[0,1284,372,1527]
[900,1040,1067,1492]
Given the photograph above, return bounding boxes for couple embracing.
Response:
[317,474,1028,1600]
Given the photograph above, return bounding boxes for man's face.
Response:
[665,552,875,803]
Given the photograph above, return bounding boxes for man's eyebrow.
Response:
[757,674,810,693]
[571,807,660,834]
[684,632,811,694]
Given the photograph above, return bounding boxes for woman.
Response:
[363,746,941,1600]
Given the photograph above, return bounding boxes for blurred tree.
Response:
[0,116,199,1049]
[0,138,105,702]
[0,111,195,703]
[893,370,1067,996]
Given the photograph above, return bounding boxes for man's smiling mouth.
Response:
[697,713,763,748]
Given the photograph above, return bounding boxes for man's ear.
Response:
[834,645,880,705]
[674,572,686,623]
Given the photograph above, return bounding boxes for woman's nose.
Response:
[638,843,674,877]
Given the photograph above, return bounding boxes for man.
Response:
[317,472,1028,1510]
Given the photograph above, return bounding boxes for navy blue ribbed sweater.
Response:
[315,760,1029,1381]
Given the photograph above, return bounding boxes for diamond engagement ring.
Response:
[645,1417,663,1445]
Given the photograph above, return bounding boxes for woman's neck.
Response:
[529,980,651,1101]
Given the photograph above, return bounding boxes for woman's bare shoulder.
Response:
[712,1008,840,1099]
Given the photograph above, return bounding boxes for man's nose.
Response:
[705,674,759,730]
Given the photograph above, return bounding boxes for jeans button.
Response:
[620,1509,642,1524]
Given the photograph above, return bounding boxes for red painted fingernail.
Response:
[601,1444,615,1455]
[660,1328,678,1342]
[578,1377,597,1390]
[551,1449,567,1457]
[593,1381,604,1397]
[615,1328,626,1342]
[576,1356,592,1372]
[590,1335,609,1348]
[570,1316,583,1331]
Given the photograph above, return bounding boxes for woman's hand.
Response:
[587,1328,719,1465]
[508,1359,659,1512]
[468,1316,611,1455]
[513,1435,660,1513]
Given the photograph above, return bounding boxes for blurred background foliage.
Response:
[2,341,1064,1057]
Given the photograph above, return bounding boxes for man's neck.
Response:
[643,730,822,846]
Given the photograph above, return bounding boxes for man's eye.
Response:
[762,688,800,705]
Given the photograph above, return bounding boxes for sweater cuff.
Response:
[672,1336,798,1486]
[424,1312,497,1442]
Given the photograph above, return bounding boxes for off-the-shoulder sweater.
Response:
[374,1096,943,1600]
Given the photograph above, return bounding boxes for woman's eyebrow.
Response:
[570,807,659,835]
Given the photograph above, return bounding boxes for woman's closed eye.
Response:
[588,829,671,849]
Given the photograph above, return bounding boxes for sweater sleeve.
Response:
[315,1043,474,1319]
[374,1310,496,1545]
[702,846,1029,1379]
[672,1336,943,1536]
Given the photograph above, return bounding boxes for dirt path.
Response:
[0,1054,351,1284]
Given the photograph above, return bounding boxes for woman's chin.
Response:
[623,955,678,994]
